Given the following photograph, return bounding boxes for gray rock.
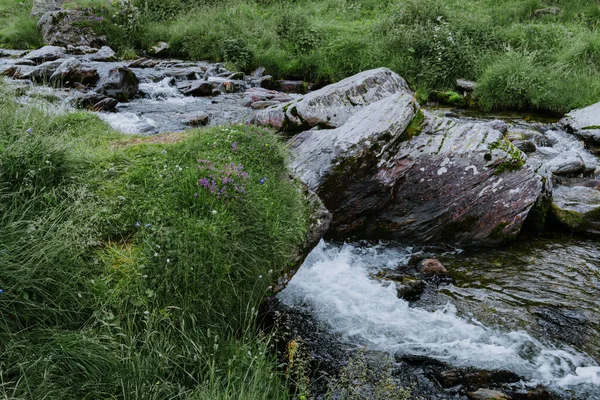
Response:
[179,81,215,97]
[275,80,309,94]
[66,45,98,55]
[242,87,293,107]
[560,102,600,144]
[456,78,477,92]
[290,92,417,190]
[179,112,210,127]
[14,59,37,66]
[543,151,585,176]
[91,97,118,112]
[88,46,117,62]
[396,278,426,301]
[251,66,265,78]
[23,45,65,64]
[512,140,536,153]
[467,389,512,400]
[74,91,108,109]
[28,59,65,83]
[150,41,169,57]
[50,58,99,87]
[208,77,247,94]
[38,10,107,48]
[251,101,282,110]
[292,92,543,245]
[96,67,139,101]
[419,259,448,277]
[253,67,411,132]
[32,0,64,16]
[551,185,600,235]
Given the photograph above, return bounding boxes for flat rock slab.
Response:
[552,185,600,235]
[253,67,411,132]
[560,102,600,144]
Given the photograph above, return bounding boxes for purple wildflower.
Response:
[26,128,32,134]
[232,142,237,151]
[0,289,4,294]
[145,223,151,228]
[135,221,141,227]
[194,193,198,198]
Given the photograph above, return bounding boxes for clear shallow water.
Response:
[278,240,600,396]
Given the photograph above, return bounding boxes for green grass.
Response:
[0,0,42,48]
[0,84,309,399]
[2,0,599,112]
[123,0,599,114]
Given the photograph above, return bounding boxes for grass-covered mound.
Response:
[0,85,309,398]
[2,0,600,114]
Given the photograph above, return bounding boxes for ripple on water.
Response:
[278,239,600,397]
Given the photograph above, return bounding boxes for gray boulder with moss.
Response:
[560,102,600,144]
[288,74,543,245]
[38,10,107,48]
[551,185,600,235]
[252,67,411,133]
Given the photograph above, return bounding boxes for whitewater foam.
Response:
[278,241,600,388]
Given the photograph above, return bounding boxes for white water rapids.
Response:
[278,241,600,391]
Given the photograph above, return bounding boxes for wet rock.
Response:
[438,368,520,389]
[66,45,98,55]
[258,75,275,89]
[543,151,585,176]
[396,278,426,301]
[49,58,99,87]
[228,72,244,80]
[512,140,536,153]
[28,59,65,83]
[179,80,215,97]
[456,78,477,92]
[251,66,265,78]
[179,112,210,127]
[275,79,309,94]
[88,46,117,62]
[486,119,508,134]
[14,59,37,66]
[290,92,417,190]
[38,10,107,48]
[242,87,293,107]
[96,67,139,101]
[535,307,589,346]
[560,102,600,144]
[90,97,118,112]
[208,77,247,93]
[551,185,600,235]
[23,45,65,64]
[505,132,526,142]
[150,41,169,57]
[253,67,411,132]
[251,101,281,110]
[74,91,108,109]
[292,88,543,245]
[32,0,64,16]
[468,389,512,400]
[419,259,448,277]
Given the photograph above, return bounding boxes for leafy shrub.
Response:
[222,38,254,70]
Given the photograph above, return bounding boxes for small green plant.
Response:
[222,38,254,71]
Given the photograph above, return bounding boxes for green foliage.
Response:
[0,84,308,399]
[222,38,254,71]
[0,0,42,48]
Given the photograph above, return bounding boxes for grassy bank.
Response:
[0,85,309,398]
[1,0,600,114]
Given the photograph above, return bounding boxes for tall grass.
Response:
[0,0,42,48]
[0,85,308,398]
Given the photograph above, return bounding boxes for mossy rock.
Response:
[432,91,467,108]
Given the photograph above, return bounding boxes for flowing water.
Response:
[278,238,600,398]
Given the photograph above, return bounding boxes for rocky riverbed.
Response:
[2,45,600,399]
